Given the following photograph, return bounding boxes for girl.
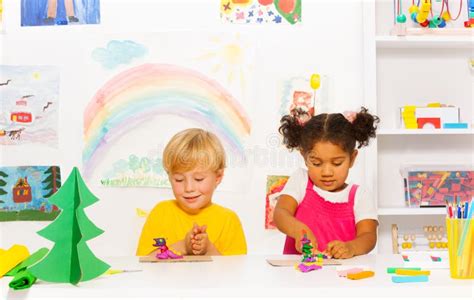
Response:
[274,107,379,259]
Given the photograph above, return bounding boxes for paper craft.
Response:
[9,270,37,290]
[139,256,213,263]
[29,167,110,284]
[0,166,61,221]
[0,245,30,278]
[266,258,341,267]
[6,247,49,276]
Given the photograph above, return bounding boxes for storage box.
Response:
[400,165,474,207]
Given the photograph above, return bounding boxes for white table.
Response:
[1,255,473,299]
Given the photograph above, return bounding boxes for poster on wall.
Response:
[21,0,100,26]
[0,166,61,221]
[83,33,255,191]
[265,175,288,229]
[0,65,59,148]
[220,0,301,24]
[278,74,329,121]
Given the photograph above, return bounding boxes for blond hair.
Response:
[163,128,226,174]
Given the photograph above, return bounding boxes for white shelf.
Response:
[378,128,474,135]
[376,35,474,49]
[378,207,447,216]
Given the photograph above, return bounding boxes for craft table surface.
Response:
[1,255,472,299]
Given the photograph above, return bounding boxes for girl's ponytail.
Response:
[351,107,379,148]
[279,114,304,150]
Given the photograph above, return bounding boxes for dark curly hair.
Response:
[279,107,379,155]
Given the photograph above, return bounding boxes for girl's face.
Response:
[169,168,223,214]
[304,141,358,192]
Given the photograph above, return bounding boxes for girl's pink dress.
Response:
[283,178,358,253]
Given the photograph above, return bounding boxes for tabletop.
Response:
[1,254,473,299]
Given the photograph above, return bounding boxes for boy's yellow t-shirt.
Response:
[136,200,247,256]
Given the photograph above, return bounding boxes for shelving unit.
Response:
[375,35,474,49]
[378,207,446,216]
[378,128,474,135]
[364,0,473,254]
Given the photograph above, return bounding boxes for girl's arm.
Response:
[327,219,378,258]
[349,219,378,255]
[273,195,318,251]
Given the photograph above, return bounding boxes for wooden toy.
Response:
[392,224,448,253]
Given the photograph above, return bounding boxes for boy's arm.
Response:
[205,241,221,255]
[170,240,187,255]
[273,195,318,251]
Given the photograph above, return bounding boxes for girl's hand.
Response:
[326,240,355,259]
[294,226,318,254]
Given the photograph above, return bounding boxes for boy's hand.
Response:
[184,227,195,255]
[326,240,355,259]
[294,226,318,254]
[191,224,208,255]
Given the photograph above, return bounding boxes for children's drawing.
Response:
[220,0,301,24]
[92,40,148,70]
[0,66,59,147]
[85,33,254,190]
[265,175,289,229]
[195,34,255,97]
[21,0,100,27]
[100,153,169,188]
[0,166,61,221]
[0,0,3,31]
[278,75,328,121]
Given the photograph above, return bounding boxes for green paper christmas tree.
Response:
[29,167,110,285]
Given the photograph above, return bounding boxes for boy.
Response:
[136,128,247,256]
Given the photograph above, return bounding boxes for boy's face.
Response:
[169,168,223,214]
[304,141,357,192]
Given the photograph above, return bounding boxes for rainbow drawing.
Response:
[83,63,251,178]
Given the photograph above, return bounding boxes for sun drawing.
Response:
[194,33,253,95]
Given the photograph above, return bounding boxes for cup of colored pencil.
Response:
[445,196,473,279]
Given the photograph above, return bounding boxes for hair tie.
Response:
[343,111,357,124]
[290,107,312,126]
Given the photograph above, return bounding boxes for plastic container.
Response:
[446,218,474,279]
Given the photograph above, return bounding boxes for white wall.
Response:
[0,0,369,256]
